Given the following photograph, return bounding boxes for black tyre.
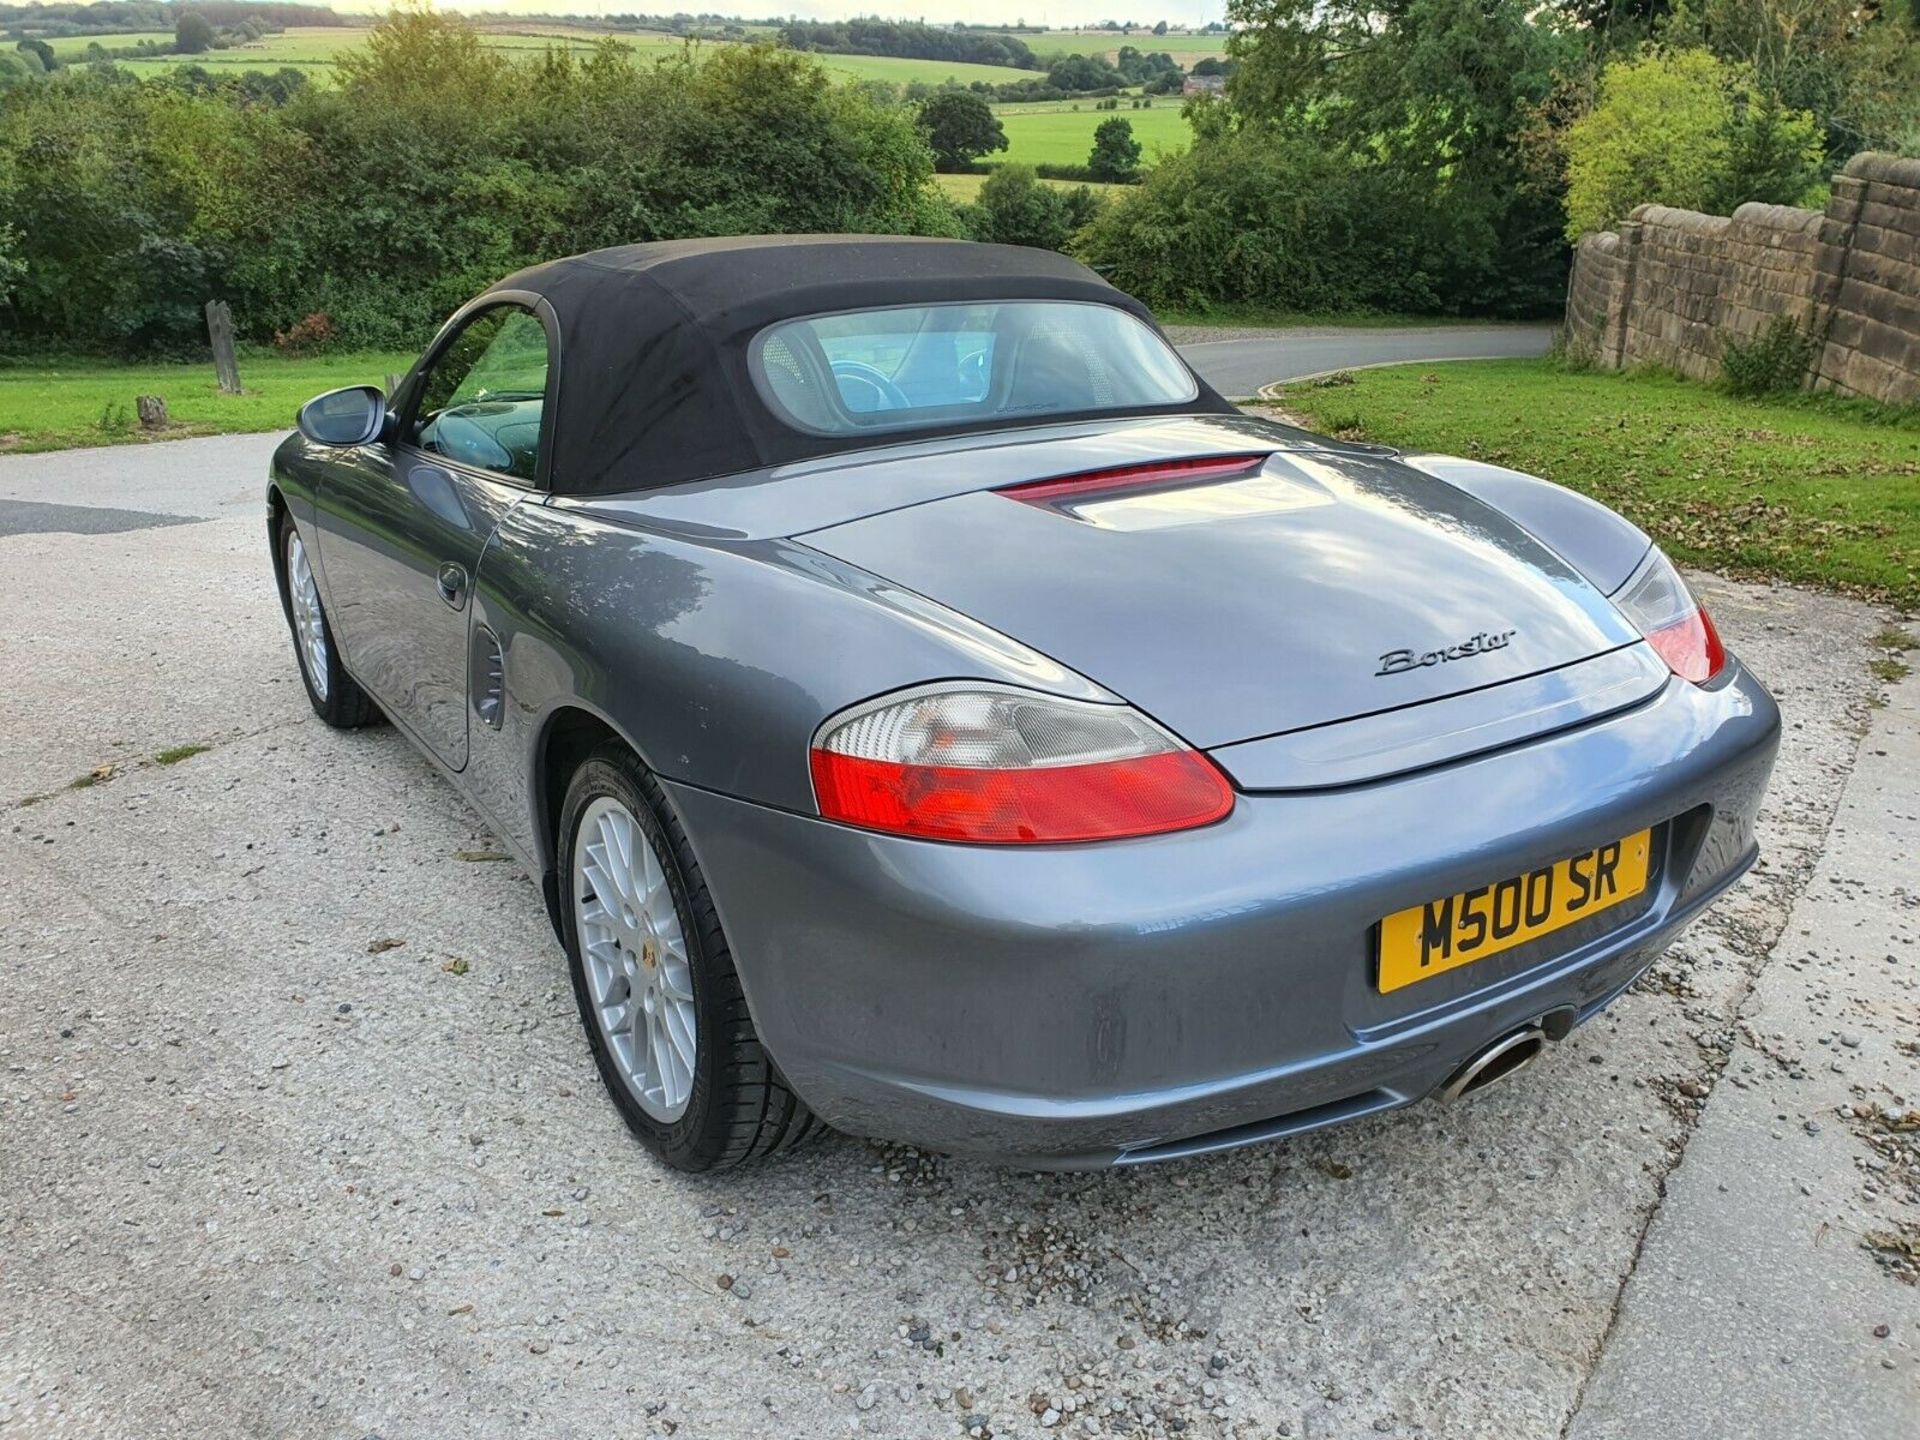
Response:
[558,744,820,1171]
[275,511,378,729]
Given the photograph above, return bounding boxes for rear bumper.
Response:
[665,659,1780,1168]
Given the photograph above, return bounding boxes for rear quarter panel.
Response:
[465,499,1113,875]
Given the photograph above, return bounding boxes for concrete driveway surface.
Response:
[1,425,1915,1440]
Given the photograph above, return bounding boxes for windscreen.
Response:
[750,301,1199,437]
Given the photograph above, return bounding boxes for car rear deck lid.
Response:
[1207,645,1670,790]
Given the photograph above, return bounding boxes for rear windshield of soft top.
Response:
[749,300,1198,439]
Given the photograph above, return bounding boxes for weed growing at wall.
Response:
[1720,316,1816,398]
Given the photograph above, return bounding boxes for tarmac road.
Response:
[1,390,1915,1438]
[1170,323,1557,396]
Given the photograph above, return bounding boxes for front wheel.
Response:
[275,512,377,729]
[558,745,820,1170]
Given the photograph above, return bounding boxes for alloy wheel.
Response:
[572,795,697,1122]
[285,528,330,702]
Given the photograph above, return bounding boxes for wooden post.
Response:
[205,300,242,394]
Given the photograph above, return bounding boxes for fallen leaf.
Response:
[441,958,470,976]
[453,850,511,863]
[367,937,405,954]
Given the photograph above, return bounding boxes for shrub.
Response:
[1720,315,1815,397]
[1076,124,1444,315]
[963,165,1099,253]
[273,311,337,353]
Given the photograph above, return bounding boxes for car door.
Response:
[315,302,553,771]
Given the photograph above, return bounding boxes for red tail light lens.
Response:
[1612,547,1727,684]
[809,684,1235,844]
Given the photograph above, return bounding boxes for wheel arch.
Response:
[531,702,648,941]
[266,484,292,603]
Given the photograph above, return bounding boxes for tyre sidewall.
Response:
[558,753,723,1169]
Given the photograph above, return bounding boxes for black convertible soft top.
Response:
[481,235,1235,496]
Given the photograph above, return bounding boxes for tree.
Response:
[1694,0,1920,162]
[1087,116,1143,181]
[1225,0,1579,312]
[917,90,1007,172]
[0,13,963,356]
[176,13,216,55]
[1561,48,1824,238]
[16,38,55,73]
[1154,20,1169,34]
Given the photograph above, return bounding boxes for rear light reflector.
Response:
[1612,546,1727,684]
[998,453,1270,506]
[809,684,1234,844]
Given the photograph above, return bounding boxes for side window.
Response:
[413,306,550,483]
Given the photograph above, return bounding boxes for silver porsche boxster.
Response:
[268,237,1780,1170]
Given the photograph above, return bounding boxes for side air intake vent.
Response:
[471,627,506,730]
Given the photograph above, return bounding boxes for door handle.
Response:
[436,561,469,610]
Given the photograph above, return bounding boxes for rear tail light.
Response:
[1612,546,1727,684]
[809,683,1235,844]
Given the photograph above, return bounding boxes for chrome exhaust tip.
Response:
[1439,1025,1547,1104]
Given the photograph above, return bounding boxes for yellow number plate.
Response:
[1377,830,1653,994]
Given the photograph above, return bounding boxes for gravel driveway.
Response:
[2,433,1914,1439]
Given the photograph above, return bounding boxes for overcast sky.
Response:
[430,4,1231,30]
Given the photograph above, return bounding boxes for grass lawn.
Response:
[0,351,416,454]
[992,102,1189,169]
[1279,359,1920,603]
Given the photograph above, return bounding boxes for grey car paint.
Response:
[269,408,1780,1166]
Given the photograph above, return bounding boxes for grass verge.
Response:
[0,350,416,454]
[1276,359,1920,604]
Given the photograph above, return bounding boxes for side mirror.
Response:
[297,385,387,447]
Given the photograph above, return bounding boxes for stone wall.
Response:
[1564,152,1920,407]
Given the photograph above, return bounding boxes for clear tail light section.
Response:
[1612,546,1727,684]
[809,683,1235,844]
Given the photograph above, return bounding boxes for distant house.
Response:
[1182,74,1227,96]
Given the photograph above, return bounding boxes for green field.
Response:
[0,351,416,454]
[993,102,1190,169]
[41,30,173,55]
[107,24,1029,89]
[1283,360,1920,603]
[991,28,1229,62]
